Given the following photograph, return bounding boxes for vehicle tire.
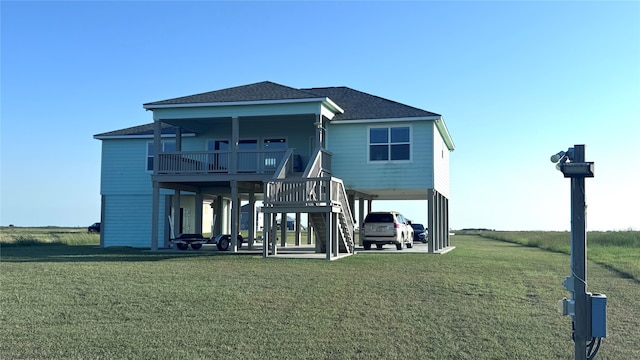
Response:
[176,243,189,251]
[396,239,404,250]
[237,235,244,249]
[376,244,384,250]
[363,241,371,250]
[407,240,413,249]
[190,243,202,250]
[217,236,230,251]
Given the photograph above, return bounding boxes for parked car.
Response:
[362,211,414,250]
[88,222,101,233]
[410,223,428,243]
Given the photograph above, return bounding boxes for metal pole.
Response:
[571,145,588,360]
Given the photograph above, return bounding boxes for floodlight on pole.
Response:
[551,144,605,360]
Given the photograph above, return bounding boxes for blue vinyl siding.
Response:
[101,139,153,195]
[103,194,161,247]
[327,121,435,191]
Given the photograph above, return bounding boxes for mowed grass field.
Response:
[1,228,639,359]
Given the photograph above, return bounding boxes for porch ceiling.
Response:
[350,188,431,201]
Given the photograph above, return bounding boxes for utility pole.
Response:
[551,144,606,360]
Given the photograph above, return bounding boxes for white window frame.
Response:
[367,125,412,163]
[146,140,176,172]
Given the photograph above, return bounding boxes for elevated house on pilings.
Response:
[94,81,455,259]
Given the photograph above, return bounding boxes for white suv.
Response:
[362,211,414,250]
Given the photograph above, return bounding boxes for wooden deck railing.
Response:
[157,150,288,175]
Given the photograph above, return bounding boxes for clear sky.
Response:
[1,1,638,231]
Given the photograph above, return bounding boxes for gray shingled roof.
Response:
[301,86,440,120]
[94,123,194,138]
[100,81,441,137]
[144,81,320,106]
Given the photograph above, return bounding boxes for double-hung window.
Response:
[368,126,411,162]
[147,140,176,171]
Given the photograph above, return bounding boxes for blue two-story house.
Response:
[94,81,455,259]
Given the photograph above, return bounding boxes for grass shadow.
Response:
[0,244,240,263]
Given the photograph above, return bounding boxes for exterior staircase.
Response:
[263,147,356,258]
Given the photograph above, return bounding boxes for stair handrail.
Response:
[272,148,295,179]
[331,177,355,250]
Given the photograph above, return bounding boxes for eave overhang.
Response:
[143,97,344,115]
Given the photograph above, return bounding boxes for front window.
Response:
[368,126,410,161]
[147,141,176,171]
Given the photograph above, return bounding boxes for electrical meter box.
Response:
[589,293,607,338]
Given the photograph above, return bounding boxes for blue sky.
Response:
[1,1,638,231]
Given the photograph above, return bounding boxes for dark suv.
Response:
[410,223,427,243]
[88,222,101,233]
[362,211,413,250]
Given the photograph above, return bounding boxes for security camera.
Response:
[550,151,566,163]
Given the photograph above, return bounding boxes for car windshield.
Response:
[411,224,424,231]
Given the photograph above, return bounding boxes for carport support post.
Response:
[427,189,435,253]
[295,213,301,246]
[262,212,270,257]
[173,190,181,234]
[231,180,239,252]
[248,191,256,249]
[325,212,332,260]
[358,197,365,246]
[195,192,203,235]
[280,212,287,246]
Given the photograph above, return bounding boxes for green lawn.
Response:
[1,233,639,359]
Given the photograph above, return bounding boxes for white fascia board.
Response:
[143,97,331,110]
[322,97,344,114]
[93,133,196,140]
[330,115,442,124]
[435,117,455,151]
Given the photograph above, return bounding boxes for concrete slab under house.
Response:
[94,81,455,260]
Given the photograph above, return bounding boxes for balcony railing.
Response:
[157,149,288,175]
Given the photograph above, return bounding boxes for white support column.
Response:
[230,117,239,174]
[175,126,182,151]
[231,180,239,252]
[358,197,365,246]
[271,214,278,255]
[280,212,287,247]
[263,212,270,258]
[444,196,450,248]
[173,190,181,234]
[325,212,332,260]
[248,191,256,249]
[195,192,203,235]
[315,113,322,149]
[214,195,223,235]
[427,189,435,253]
[332,212,338,258]
[164,195,172,247]
[295,213,301,246]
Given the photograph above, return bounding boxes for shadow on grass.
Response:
[0,243,259,263]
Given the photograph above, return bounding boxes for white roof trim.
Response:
[93,133,196,140]
[330,115,442,124]
[144,97,344,113]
